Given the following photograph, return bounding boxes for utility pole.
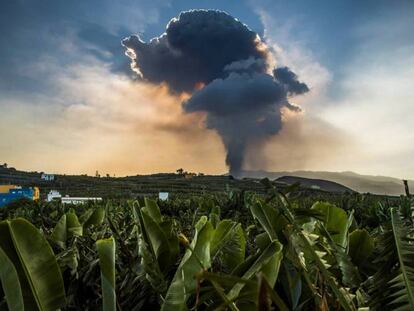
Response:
[403,180,411,197]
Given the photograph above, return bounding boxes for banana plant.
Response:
[268,192,358,311]
[369,207,414,310]
[210,219,246,272]
[80,206,106,229]
[50,209,83,249]
[132,198,179,294]
[0,218,66,311]
[348,229,374,270]
[96,236,116,311]
[161,216,213,311]
[0,246,24,311]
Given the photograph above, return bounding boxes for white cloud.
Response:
[250,4,414,179]
[0,60,227,175]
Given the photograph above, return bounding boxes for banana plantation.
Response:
[0,186,413,311]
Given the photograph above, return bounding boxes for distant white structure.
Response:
[47,190,62,202]
[159,192,169,201]
[46,190,102,204]
[41,173,55,181]
[311,185,321,190]
[61,195,102,205]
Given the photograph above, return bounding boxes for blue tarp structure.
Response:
[0,188,34,207]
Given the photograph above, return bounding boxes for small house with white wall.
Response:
[61,195,102,205]
[41,173,55,181]
[47,190,62,202]
[159,192,169,201]
[46,190,102,204]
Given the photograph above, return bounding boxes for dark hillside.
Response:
[0,166,358,200]
[276,176,356,193]
[0,166,271,198]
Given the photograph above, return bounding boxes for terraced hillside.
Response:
[277,176,356,193]
[0,166,362,200]
[0,167,273,199]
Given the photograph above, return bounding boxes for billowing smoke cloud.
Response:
[274,67,309,95]
[123,9,308,176]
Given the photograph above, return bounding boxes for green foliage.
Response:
[0,190,411,310]
[162,216,213,311]
[312,201,349,246]
[368,208,414,310]
[348,229,374,267]
[211,220,246,271]
[51,210,83,248]
[0,246,24,311]
[0,219,66,310]
[96,237,116,311]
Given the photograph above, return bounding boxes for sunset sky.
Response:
[1,0,413,178]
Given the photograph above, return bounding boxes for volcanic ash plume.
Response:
[122,9,309,176]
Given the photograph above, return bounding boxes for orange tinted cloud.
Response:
[0,63,227,175]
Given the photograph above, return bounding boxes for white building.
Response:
[41,173,55,181]
[61,195,102,205]
[159,192,169,201]
[47,190,62,202]
[46,190,102,204]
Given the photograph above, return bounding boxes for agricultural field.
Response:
[1,1,413,310]
[0,184,413,310]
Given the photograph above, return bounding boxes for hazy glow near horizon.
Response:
[0,0,413,179]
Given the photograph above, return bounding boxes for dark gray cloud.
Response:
[184,72,285,116]
[124,9,309,175]
[184,72,286,174]
[0,0,167,95]
[122,10,267,93]
[223,57,267,74]
[274,67,309,95]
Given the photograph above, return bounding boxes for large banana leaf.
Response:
[51,210,83,248]
[201,240,283,310]
[348,229,374,267]
[385,208,414,310]
[66,211,83,237]
[82,206,105,228]
[0,221,36,309]
[211,220,246,271]
[318,223,362,288]
[143,198,162,222]
[0,246,24,311]
[369,207,414,310]
[161,216,213,311]
[50,214,68,249]
[279,261,302,310]
[312,202,348,246]
[135,199,179,274]
[298,227,356,311]
[260,241,284,288]
[257,273,290,311]
[209,204,221,228]
[132,204,167,293]
[227,240,283,302]
[0,219,66,311]
[140,211,179,272]
[96,237,116,311]
[249,200,287,240]
[278,195,357,311]
[225,242,283,311]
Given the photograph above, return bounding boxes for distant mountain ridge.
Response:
[1,165,411,196]
[242,170,413,196]
[276,176,356,193]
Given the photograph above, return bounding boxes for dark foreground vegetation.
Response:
[0,185,413,310]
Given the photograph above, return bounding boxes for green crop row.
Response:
[0,186,413,310]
